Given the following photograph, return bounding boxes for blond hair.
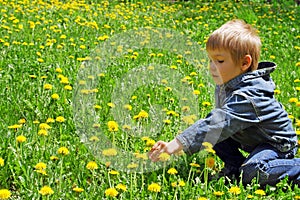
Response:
[206,19,261,71]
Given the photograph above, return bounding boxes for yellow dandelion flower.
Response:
[165,86,172,92]
[55,67,63,73]
[163,119,171,125]
[51,93,59,100]
[57,147,69,155]
[8,124,22,129]
[254,189,266,196]
[39,186,54,196]
[295,195,300,199]
[55,116,65,123]
[206,157,215,168]
[288,115,294,119]
[178,180,185,187]
[107,121,119,132]
[182,115,195,125]
[269,55,275,59]
[43,84,52,90]
[146,139,156,147]
[247,194,254,198]
[39,123,51,129]
[73,187,84,193]
[37,58,44,63]
[148,183,161,192]
[123,104,132,111]
[16,135,26,143]
[198,83,205,87]
[35,168,47,175]
[94,105,102,110]
[79,80,86,85]
[86,161,98,170]
[138,110,149,119]
[102,148,117,156]
[167,168,178,175]
[202,142,213,149]
[134,153,148,160]
[29,75,37,78]
[122,125,131,130]
[64,85,72,90]
[274,89,281,94]
[190,163,200,168]
[159,153,170,162]
[214,191,224,196]
[60,77,69,84]
[141,136,150,141]
[107,102,115,108]
[0,189,11,199]
[197,197,208,200]
[229,186,241,195]
[18,118,26,124]
[46,118,55,123]
[50,156,59,161]
[35,162,47,170]
[109,170,119,175]
[0,158,4,167]
[105,162,111,168]
[93,124,100,129]
[167,110,177,116]
[289,98,298,103]
[202,101,211,107]
[149,53,156,57]
[60,35,67,39]
[105,188,118,197]
[182,106,190,112]
[193,90,200,95]
[116,183,127,191]
[97,73,105,77]
[170,65,177,69]
[161,79,168,84]
[127,163,138,169]
[190,72,197,76]
[89,136,99,142]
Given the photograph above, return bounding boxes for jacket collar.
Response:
[221,61,277,90]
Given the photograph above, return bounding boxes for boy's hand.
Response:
[148,141,168,162]
[148,139,183,162]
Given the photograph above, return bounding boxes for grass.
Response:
[0,0,299,199]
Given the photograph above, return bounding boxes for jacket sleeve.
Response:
[176,93,260,155]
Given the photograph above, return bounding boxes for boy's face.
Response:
[207,49,243,85]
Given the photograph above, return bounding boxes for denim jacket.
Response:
[176,62,297,155]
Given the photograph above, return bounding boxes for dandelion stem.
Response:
[59,157,64,191]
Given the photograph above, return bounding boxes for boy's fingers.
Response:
[150,141,164,152]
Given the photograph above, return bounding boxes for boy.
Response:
[148,19,299,186]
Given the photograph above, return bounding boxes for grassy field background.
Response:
[0,0,299,199]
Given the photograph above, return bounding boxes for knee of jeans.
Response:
[240,160,269,185]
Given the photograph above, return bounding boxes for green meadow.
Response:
[0,0,299,199]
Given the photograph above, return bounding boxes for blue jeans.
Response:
[214,137,300,186]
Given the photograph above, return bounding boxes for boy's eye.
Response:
[218,60,224,63]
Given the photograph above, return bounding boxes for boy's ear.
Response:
[241,55,252,72]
